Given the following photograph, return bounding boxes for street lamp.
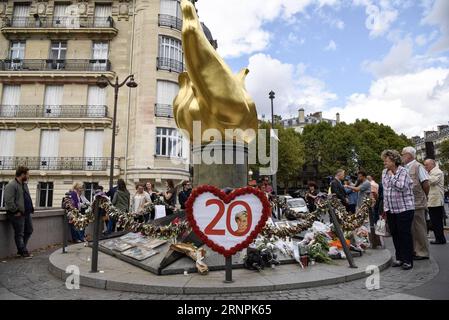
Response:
[268,91,277,196]
[90,74,137,273]
[97,74,137,192]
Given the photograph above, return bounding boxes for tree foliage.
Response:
[439,139,449,178]
[254,119,411,187]
[301,119,411,180]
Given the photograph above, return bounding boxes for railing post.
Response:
[62,206,68,254]
[90,199,101,273]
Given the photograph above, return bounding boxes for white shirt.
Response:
[132,191,152,214]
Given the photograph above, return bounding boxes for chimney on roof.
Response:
[298,108,305,123]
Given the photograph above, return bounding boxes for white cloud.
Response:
[328,68,449,136]
[245,54,337,119]
[196,0,341,58]
[415,34,428,46]
[421,0,449,52]
[363,38,414,77]
[353,0,399,37]
[325,40,337,51]
[363,36,449,78]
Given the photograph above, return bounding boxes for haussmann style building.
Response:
[0,0,217,208]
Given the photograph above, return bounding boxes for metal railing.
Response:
[0,157,115,171]
[154,103,174,118]
[158,14,182,31]
[156,57,184,73]
[2,16,115,29]
[0,105,108,118]
[0,59,112,72]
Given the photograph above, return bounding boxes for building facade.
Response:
[0,0,208,208]
[413,123,449,163]
[281,107,340,133]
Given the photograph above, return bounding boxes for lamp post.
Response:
[268,91,277,196]
[90,75,136,273]
[97,74,137,192]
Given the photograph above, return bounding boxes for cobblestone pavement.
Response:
[1,236,444,300]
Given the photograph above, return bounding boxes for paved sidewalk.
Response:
[1,236,446,300]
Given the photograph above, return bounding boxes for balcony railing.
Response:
[0,157,114,171]
[2,16,115,29]
[0,59,112,72]
[156,57,184,73]
[158,14,182,31]
[155,104,174,118]
[0,105,108,118]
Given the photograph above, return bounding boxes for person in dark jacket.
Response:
[178,180,192,209]
[110,179,130,232]
[69,183,88,242]
[4,166,34,258]
[330,169,349,209]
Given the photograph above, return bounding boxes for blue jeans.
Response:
[69,223,85,242]
[107,217,117,234]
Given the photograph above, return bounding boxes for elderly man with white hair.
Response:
[424,159,446,244]
[401,146,430,260]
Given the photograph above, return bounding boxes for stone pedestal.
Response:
[192,142,248,189]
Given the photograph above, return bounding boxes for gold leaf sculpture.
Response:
[174,0,258,143]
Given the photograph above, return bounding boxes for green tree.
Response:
[301,119,410,182]
[439,139,449,182]
[277,127,305,192]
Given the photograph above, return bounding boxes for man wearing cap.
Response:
[401,147,430,260]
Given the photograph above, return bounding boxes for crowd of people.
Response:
[2,145,447,265]
[65,179,194,240]
[319,146,447,271]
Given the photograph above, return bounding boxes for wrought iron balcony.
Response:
[0,59,112,72]
[0,105,108,118]
[0,157,115,171]
[1,16,114,29]
[155,104,174,118]
[158,14,182,31]
[156,57,184,73]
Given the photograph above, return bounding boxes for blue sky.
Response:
[196,0,449,137]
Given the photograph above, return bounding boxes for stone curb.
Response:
[48,245,392,295]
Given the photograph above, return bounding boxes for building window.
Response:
[9,41,25,70]
[158,36,183,72]
[156,127,185,158]
[44,85,63,117]
[0,181,7,208]
[160,0,182,19]
[40,130,59,170]
[84,130,104,170]
[38,182,54,208]
[94,3,112,27]
[84,182,99,203]
[87,86,107,117]
[92,42,109,70]
[156,80,178,117]
[1,85,21,117]
[12,3,30,27]
[49,41,67,69]
[0,130,16,170]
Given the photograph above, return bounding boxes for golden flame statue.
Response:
[174,0,258,143]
